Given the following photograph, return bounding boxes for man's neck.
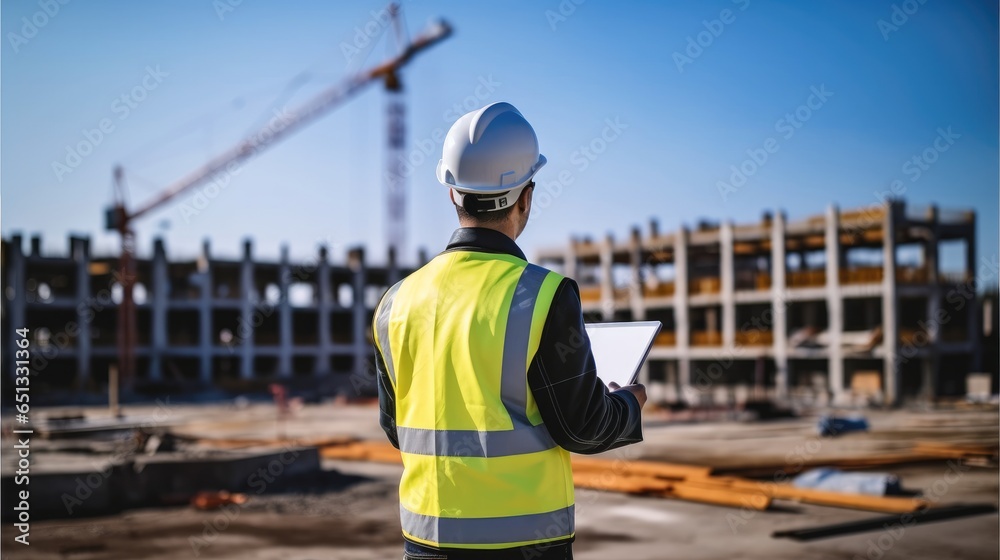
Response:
[458,219,519,242]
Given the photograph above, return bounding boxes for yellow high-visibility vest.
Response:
[373,250,575,549]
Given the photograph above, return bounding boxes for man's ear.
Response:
[518,184,533,212]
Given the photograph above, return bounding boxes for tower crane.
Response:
[105,5,451,386]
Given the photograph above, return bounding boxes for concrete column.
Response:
[771,211,789,399]
[706,308,718,333]
[198,239,213,384]
[965,212,977,285]
[564,239,578,281]
[239,239,255,380]
[923,206,940,399]
[674,228,691,402]
[629,228,645,320]
[315,244,332,375]
[599,234,614,321]
[926,206,940,284]
[6,235,26,388]
[387,245,401,287]
[721,221,735,349]
[350,248,368,380]
[149,238,168,382]
[882,202,900,405]
[966,212,981,372]
[629,228,648,384]
[825,205,844,403]
[924,294,941,401]
[278,244,292,377]
[72,236,92,389]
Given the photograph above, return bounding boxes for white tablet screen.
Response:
[585,321,662,388]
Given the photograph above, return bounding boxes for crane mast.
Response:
[385,1,409,262]
[105,6,451,387]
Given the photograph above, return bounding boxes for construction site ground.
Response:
[2,402,997,560]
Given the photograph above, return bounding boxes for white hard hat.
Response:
[437,102,546,212]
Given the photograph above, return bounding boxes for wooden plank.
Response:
[912,441,998,459]
[659,483,770,510]
[316,441,933,513]
[572,471,672,494]
[572,457,710,480]
[573,472,770,510]
[708,451,951,477]
[682,477,928,513]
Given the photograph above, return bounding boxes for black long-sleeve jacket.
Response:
[375,227,642,454]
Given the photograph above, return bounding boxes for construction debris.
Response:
[911,441,999,463]
[792,468,901,496]
[317,440,929,514]
[817,414,869,437]
[190,490,248,510]
[772,504,998,541]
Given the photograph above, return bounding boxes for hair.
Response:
[453,182,532,225]
[455,198,515,224]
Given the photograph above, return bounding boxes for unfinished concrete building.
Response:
[2,234,416,397]
[536,199,983,406]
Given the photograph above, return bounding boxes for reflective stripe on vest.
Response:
[374,281,401,387]
[400,504,575,547]
[395,263,555,458]
[395,422,554,457]
[375,252,575,549]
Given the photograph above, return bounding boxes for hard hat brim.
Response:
[436,154,547,195]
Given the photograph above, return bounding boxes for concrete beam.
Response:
[150,238,167,382]
[599,234,614,321]
[882,201,900,405]
[72,236,92,388]
[771,211,789,400]
[316,244,331,376]
[278,244,292,377]
[825,205,844,403]
[350,248,367,383]
[4,235,26,393]
[674,227,691,403]
[199,239,213,384]
[721,221,735,349]
[240,239,255,380]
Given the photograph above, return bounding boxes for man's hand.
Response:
[609,382,647,409]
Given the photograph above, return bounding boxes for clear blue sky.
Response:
[2,0,997,278]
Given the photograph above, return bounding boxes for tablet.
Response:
[585,321,662,388]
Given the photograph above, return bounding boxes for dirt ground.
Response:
[2,403,997,559]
